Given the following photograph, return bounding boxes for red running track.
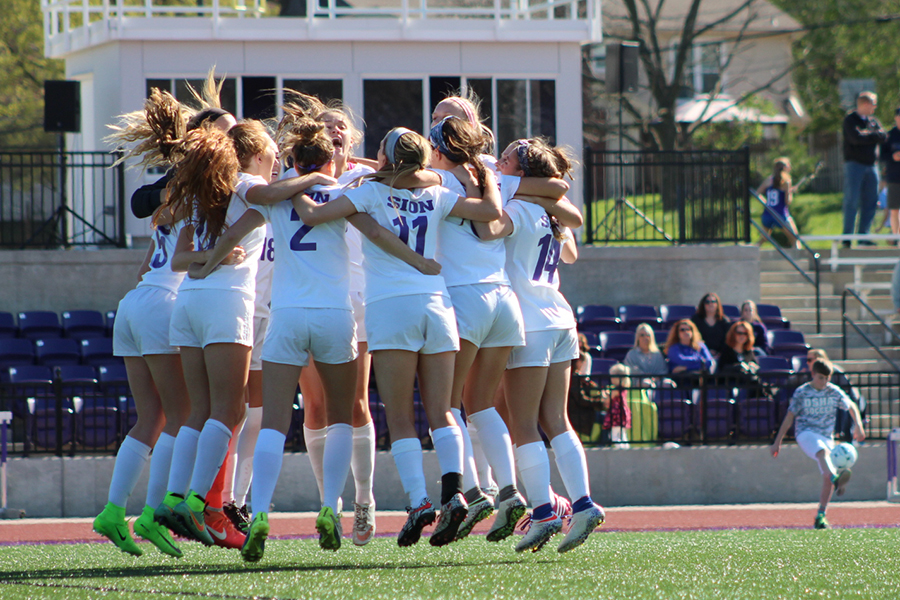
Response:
[0,502,897,545]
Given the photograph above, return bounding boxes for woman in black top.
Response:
[691,292,731,358]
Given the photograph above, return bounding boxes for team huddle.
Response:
[92,73,604,562]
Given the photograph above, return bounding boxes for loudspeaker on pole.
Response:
[606,42,639,95]
[44,80,81,133]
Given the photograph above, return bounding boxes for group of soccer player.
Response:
[92,71,605,562]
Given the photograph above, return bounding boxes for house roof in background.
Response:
[602,0,801,35]
[675,95,789,124]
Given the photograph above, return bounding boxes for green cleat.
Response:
[241,512,270,563]
[135,505,182,557]
[316,506,342,551]
[154,492,192,539]
[173,491,214,546]
[93,502,143,556]
[814,513,830,529]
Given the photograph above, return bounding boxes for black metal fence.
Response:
[584,148,751,244]
[0,150,126,248]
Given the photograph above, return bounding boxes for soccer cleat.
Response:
[154,492,193,540]
[223,501,251,534]
[814,513,830,529]
[134,505,182,558]
[832,469,852,497]
[430,493,468,547]
[352,502,376,546]
[486,493,527,542]
[481,481,500,504]
[316,506,343,551]
[205,508,247,550]
[93,502,143,556]
[518,492,573,534]
[557,503,605,553]
[397,498,436,547]
[515,513,562,553]
[241,512,270,563]
[173,491,214,546]
[455,494,494,541]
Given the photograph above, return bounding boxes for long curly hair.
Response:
[105,88,188,169]
[431,116,489,192]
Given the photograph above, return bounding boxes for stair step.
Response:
[760,296,841,310]
[761,283,835,296]
[830,359,886,372]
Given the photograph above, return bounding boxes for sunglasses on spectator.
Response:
[705,299,718,304]
[679,327,692,332]
[735,331,748,336]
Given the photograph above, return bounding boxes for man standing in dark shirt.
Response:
[843,91,887,246]
[880,107,900,238]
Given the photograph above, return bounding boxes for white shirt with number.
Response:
[139,219,186,293]
[503,199,575,332]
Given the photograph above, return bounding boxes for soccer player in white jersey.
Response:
[475,138,605,553]
[290,128,502,547]
[428,116,571,542]
[153,121,331,548]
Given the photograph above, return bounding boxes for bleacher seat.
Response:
[659,304,694,328]
[35,338,81,367]
[618,305,662,331]
[61,365,118,449]
[790,355,809,373]
[27,395,78,450]
[651,387,693,440]
[767,330,809,357]
[722,305,741,320]
[8,365,53,384]
[590,358,616,375]
[105,310,117,336]
[17,311,62,340]
[757,355,792,372]
[581,332,601,359]
[80,338,119,366]
[697,388,736,440]
[576,305,620,332]
[599,331,634,361]
[735,388,776,439]
[757,304,790,330]
[0,312,15,338]
[62,310,107,340]
[8,365,54,421]
[0,338,36,367]
[653,330,668,348]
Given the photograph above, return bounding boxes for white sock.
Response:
[167,426,200,497]
[304,425,327,503]
[550,430,590,502]
[468,408,516,489]
[468,420,495,490]
[145,432,175,507]
[512,443,527,498]
[234,406,262,506]
[431,425,464,476]
[107,436,150,507]
[222,419,241,503]
[251,428,285,515]
[450,408,479,491]
[351,422,376,506]
[189,419,233,498]
[515,442,551,508]
[391,437,428,507]
[323,423,353,513]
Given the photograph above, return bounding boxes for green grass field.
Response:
[1,529,899,599]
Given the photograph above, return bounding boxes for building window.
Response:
[497,79,556,150]
[283,79,343,104]
[363,79,424,158]
[676,43,723,99]
[144,77,237,117]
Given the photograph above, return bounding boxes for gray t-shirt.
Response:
[623,347,668,374]
[788,382,853,437]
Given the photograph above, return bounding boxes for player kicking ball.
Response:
[771,359,865,529]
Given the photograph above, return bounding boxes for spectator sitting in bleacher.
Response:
[599,364,633,447]
[797,349,866,442]
[691,293,731,358]
[718,322,760,380]
[665,319,714,375]
[740,300,769,356]
[574,332,592,376]
[624,323,668,386]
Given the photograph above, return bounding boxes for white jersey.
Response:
[503,199,575,332]
[138,220,186,293]
[339,163,376,294]
[178,172,267,297]
[431,170,520,288]
[251,183,351,311]
[343,181,459,303]
[254,223,275,319]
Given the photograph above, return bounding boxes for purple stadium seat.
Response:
[105,310,117,336]
[767,330,809,357]
[651,388,693,440]
[0,338,36,367]
[62,310,107,340]
[35,338,81,367]
[757,355,792,373]
[590,358,617,375]
[722,305,741,321]
[659,304,694,328]
[600,331,635,361]
[618,305,662,331]
[735,388,776,439]
[80,338,120,366]
[757,304,789,330]
[576,305,620,331]
[0,312,15,338]
[653,330,669,348]
[696,388,736,440]
[17,311,62,340]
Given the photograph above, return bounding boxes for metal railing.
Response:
[748,188,822,333]
[0,150,125,249]
[584,148,751,244]
[841,288,900,372]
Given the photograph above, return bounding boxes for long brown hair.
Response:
[726,321,755,352]
[772,157,791,190]
[430,116,489,191]
[281,117,333,175]
[228,120,274,172]
[106,88,188,169]
[665,319,702,353]
[696,292,725,321]
[516,137,576,241]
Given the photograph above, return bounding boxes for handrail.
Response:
[841,288,900,372]
[748,188,821,333]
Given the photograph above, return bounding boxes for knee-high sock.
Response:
[391,437,428,507]
[206,423,241,509]
[323,423,353,513]
[431,425,464,476]
[468,420,495,490]
[468,408,516,490]
[550,430,590,503]
[351,422,376,506]
[250,428,285,515]
[220,419,242,504]
[450,409,479,492]
[234,406,263,506]
[145,432,175,507]
[189,419,233,498]
[515,442,551,509]
[166,426,201,497]
[303,425,327,503]
[107,436,150,507]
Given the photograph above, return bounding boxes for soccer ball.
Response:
[831,443,858,471]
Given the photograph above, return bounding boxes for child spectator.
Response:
[691,293,731,358]
[771,359,865,529]
[600,364,633,447]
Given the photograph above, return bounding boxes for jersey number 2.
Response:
[289,209,316,252]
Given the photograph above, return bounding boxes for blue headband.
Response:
[384,127,415,164]
[429,117,467,164]
[515,140,532,176]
